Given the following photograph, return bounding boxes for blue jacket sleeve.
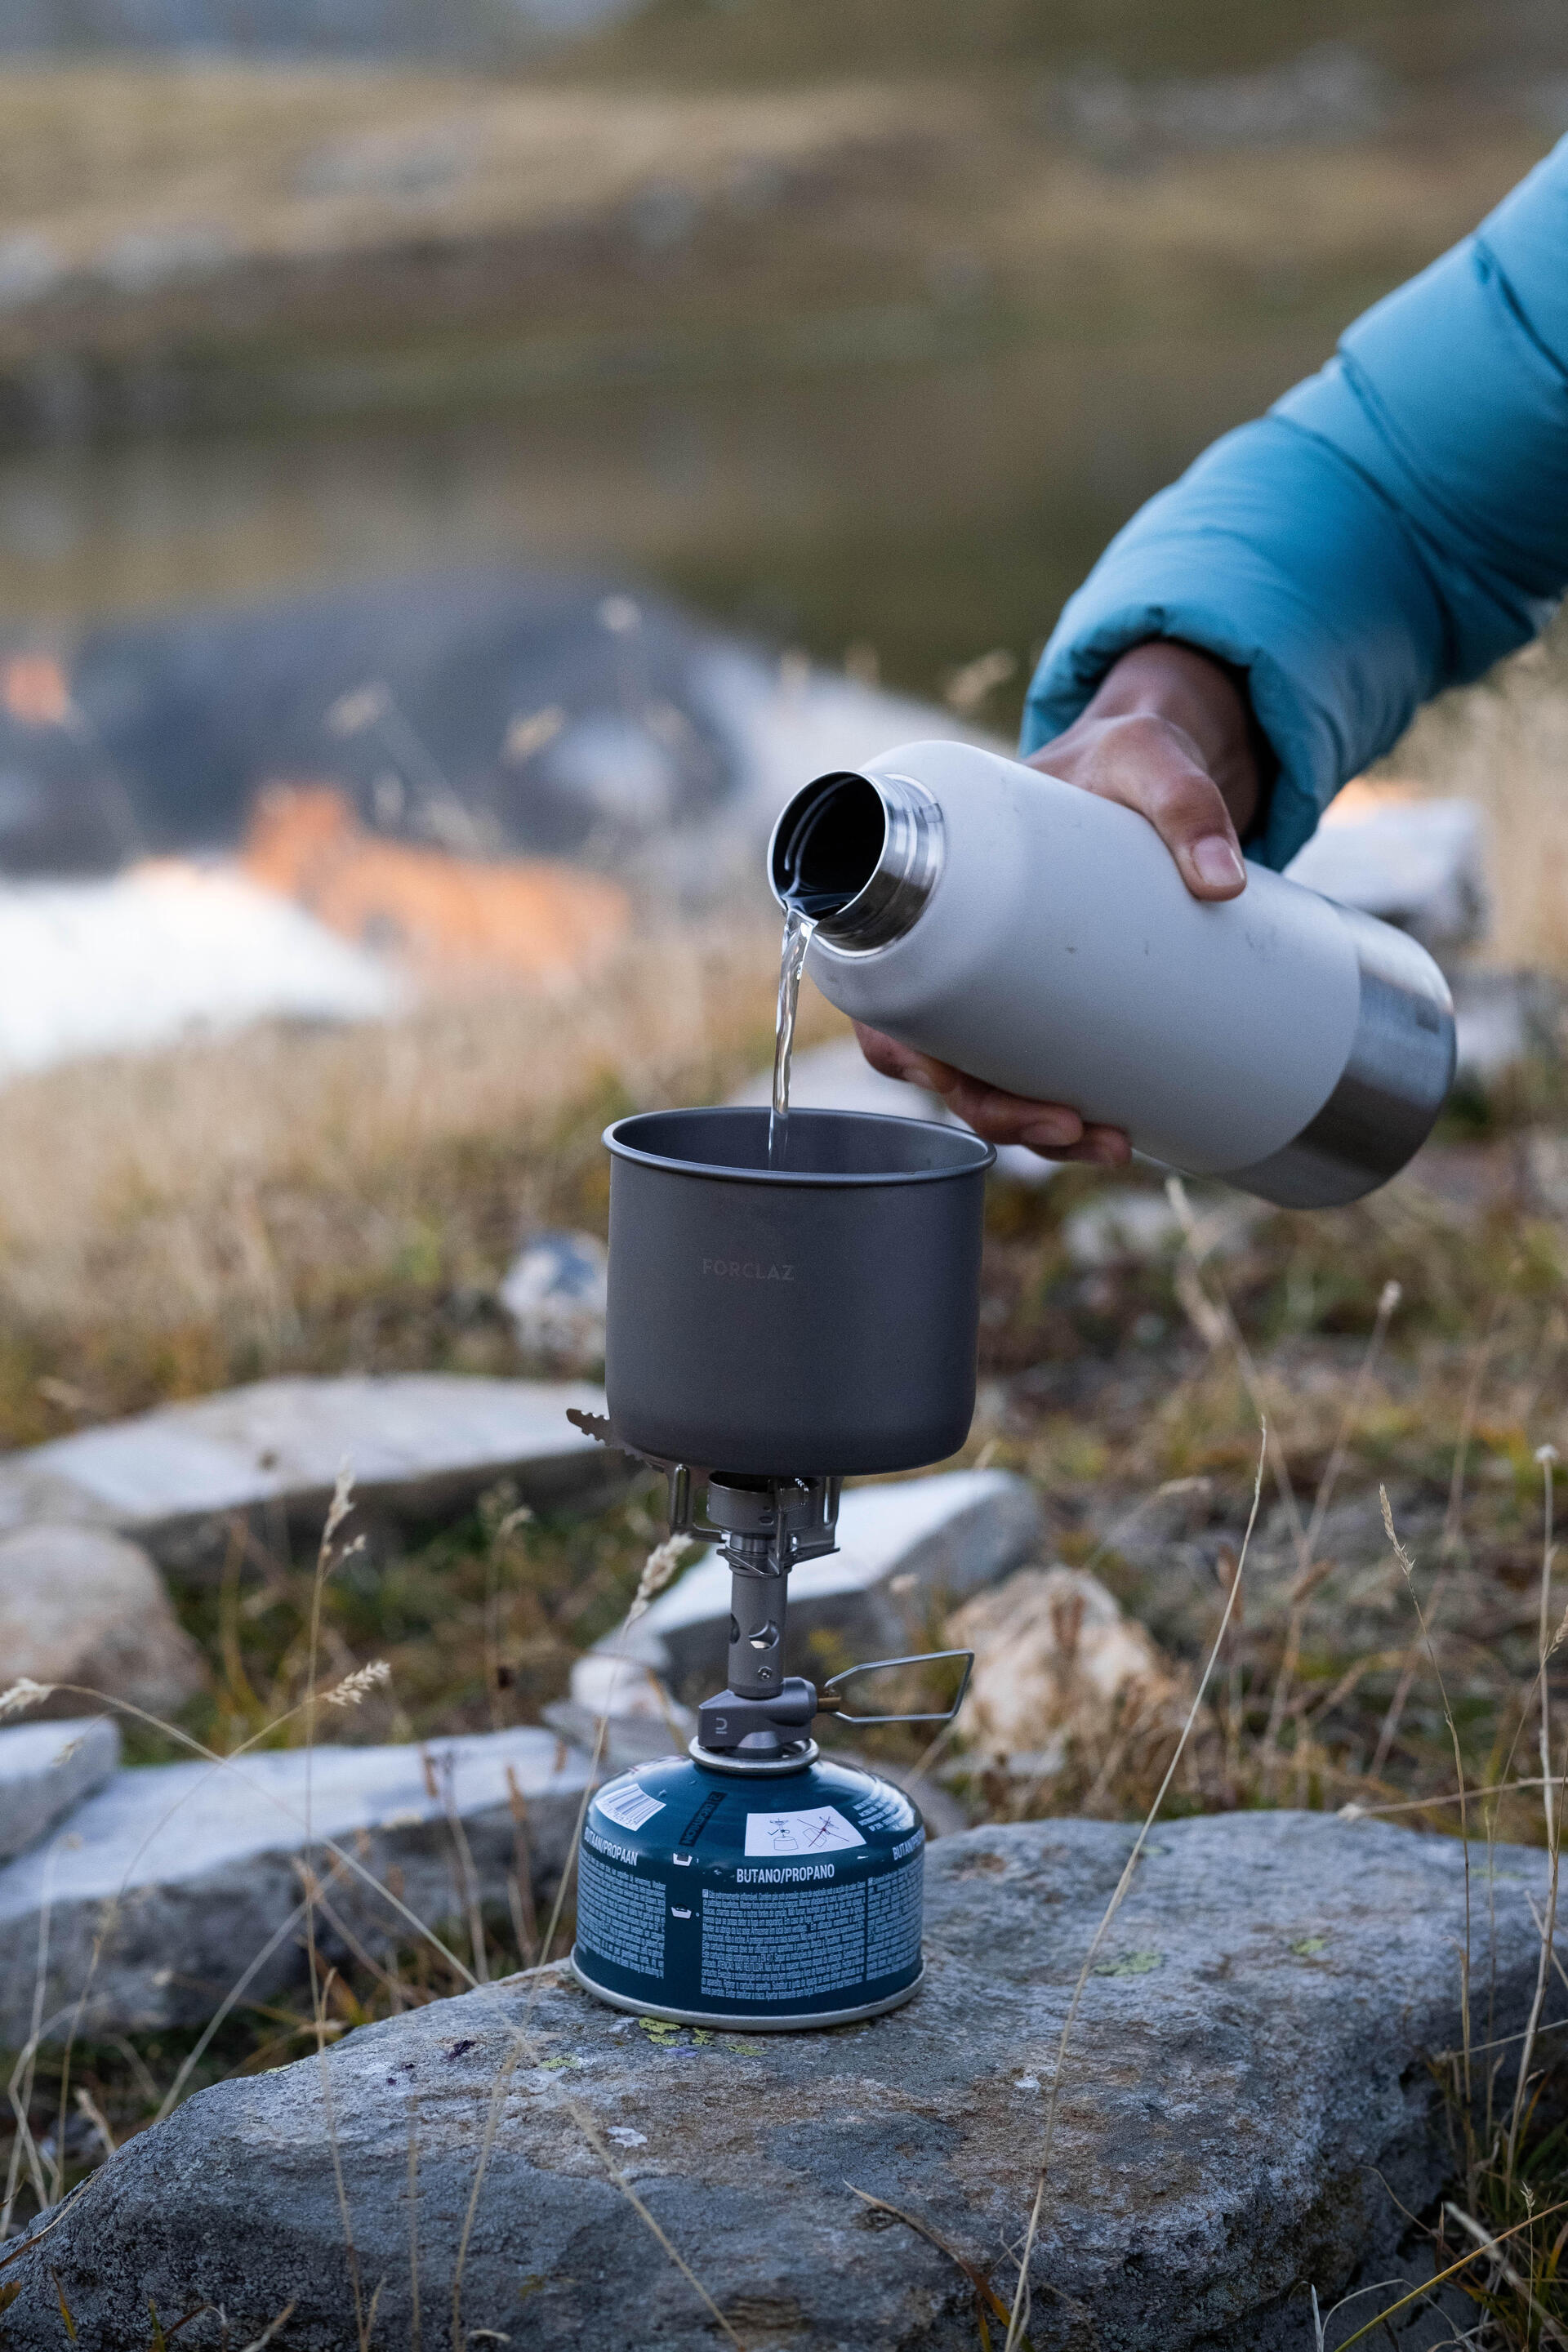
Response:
[1022,136,1568,869]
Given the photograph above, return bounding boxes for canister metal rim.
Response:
[685,1735,820,1775]
[604,1105,996,1189]
[570,1953,925,2031]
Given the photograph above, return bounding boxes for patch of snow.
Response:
[0,860,402,1082]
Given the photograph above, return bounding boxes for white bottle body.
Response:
[786,739,1451,1193]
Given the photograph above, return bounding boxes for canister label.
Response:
[577,1843,666,1977]
[698,1858,921,2002]
[572,1757,927,2020]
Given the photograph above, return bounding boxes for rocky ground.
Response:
[6,1016,1568,2342]
[2,1813,1552,2350]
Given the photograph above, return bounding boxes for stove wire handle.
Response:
[817,1648,974,1726]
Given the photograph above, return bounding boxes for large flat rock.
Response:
[0,1374,618,1570]
[3,1811,1552,2350]
[0,1726,595,2047]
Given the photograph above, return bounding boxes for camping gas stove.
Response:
[563,1102,988,2029]
[567,1453,971,2029]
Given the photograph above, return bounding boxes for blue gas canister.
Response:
[572,1753,926,2029]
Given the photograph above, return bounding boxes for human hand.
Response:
[853,639,1263,1164]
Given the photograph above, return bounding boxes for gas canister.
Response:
[572,1752,926,2029]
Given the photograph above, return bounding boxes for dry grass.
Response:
[11,1258,1568,2344]
[968,1185,1568,2350]
[0,52,1547,404]
[0,1479,740,2350]
[564,0,1510,88]
[0,63,917,278]
[960,1140,1568,1838]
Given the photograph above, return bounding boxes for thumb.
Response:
[1107,741,1248,902]
[1029,719,1249,902]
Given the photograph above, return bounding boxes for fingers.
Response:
[852,1022,959,1095]
[853,1025,1129,1165]
[943,1071,1129,1166]
[1028,712,1247,902]
[1040,1125,1133,1168]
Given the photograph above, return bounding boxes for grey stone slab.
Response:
[1061,1185,1264,1270]
[541,1697,697,1774]
[0,1715,119,1863]
[591,1467,1044,1702]
[500,1230,608,1372]
[1448,966,1565,1082]
[0,1726,596,2047]
[0,1374,619,1570]
[2,1811,1555,2350]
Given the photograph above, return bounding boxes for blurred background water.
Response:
[0,0,1559,717]
[0,329,1324,688]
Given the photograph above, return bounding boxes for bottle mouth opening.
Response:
[769,771,887,921]
[767,768,942,951]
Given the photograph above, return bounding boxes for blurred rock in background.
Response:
[0,572,996,1079]
[499,1227,608,1370]
[947,1564,1185,1779]
[1283,780,1488,959]
[0,1713,119,1861]
[241,782,629,983]
[0,1521,208,1719]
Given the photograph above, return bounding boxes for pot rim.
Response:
[604,1104,996,1188]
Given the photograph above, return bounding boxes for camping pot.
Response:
[603,1105,993,1476]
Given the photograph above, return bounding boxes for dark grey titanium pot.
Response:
[604,1106,994,1477]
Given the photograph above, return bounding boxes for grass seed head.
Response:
[324,1659,393,1708]
[626,1535,694,1623]
[0,1676,53,1718]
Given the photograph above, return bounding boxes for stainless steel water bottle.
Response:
[768,738,1456,1208]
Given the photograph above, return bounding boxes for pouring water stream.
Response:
[768,904,817,1171]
